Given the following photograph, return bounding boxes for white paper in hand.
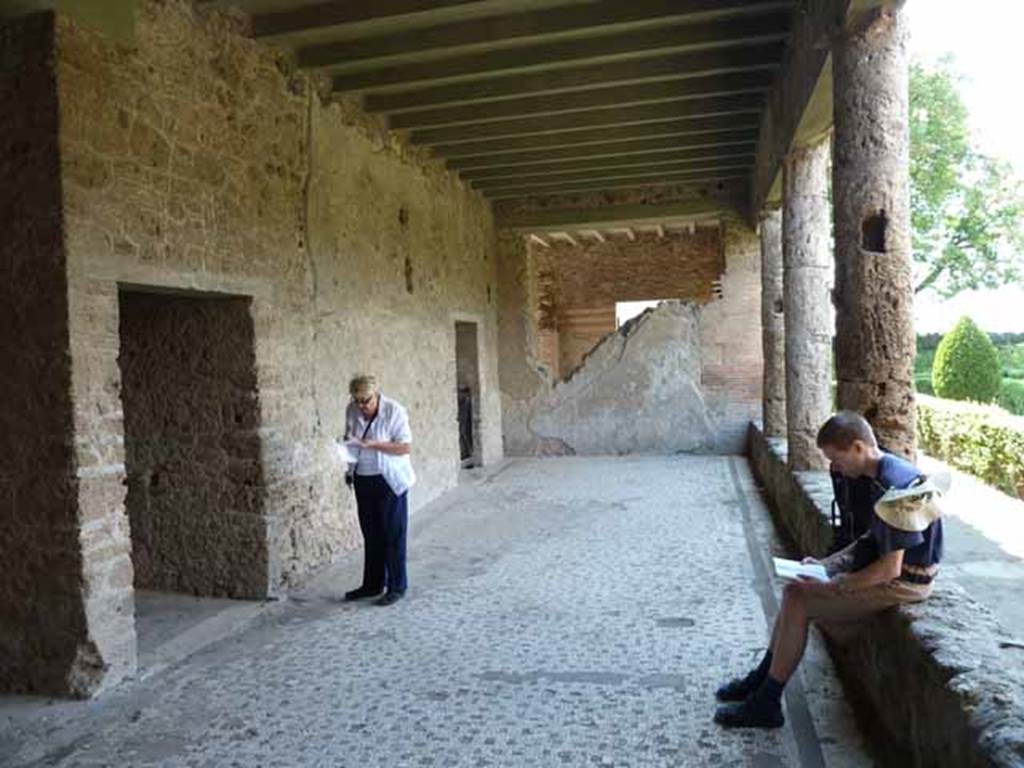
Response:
[332,440,359,465]
[772,557,829,583]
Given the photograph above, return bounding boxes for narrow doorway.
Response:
[117,287,267,604]
[454,321,483,468]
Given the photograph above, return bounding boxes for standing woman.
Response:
[343,375,415,606]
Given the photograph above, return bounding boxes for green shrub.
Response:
[915,347,936,378]
[999,379,1024,416]
[914,372,934,395]
[932,317,1003,403]
[998,342,1024,373]
[916,395,1024,499]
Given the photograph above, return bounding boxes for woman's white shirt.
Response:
[345,395,416,496]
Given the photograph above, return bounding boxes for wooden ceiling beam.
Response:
[460,149,756,183]
[496,195,744,231]
[409,93,764,145]
[471,161,754,190]
[364,43,783,113]
[387,69,774,130]
[433,113,761,158]
[449,130,757,172]
[291,0,791,64]
[326,13,791,91]
[483,171,750,199]
[251,0,490,38]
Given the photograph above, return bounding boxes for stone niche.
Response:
[118,288,268,598]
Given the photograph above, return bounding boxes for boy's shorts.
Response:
[802,578,932,642]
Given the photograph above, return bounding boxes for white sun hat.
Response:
[874,471,952,533]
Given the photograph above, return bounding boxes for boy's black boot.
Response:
[715,650,773,702]
[714,676,785,729]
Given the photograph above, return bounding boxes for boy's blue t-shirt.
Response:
[856,453,944,568]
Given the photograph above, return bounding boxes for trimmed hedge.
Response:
[917,394,1024,499]
[932,317,1003,403]
[999,379,1024,416]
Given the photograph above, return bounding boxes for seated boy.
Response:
[714,411,944,728]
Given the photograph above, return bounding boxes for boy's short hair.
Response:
[816,411,878,450]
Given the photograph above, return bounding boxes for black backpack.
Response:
[828,470,886,552]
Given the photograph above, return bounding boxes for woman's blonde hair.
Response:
[349,374,379,398]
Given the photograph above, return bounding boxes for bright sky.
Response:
[909,1,1024,333]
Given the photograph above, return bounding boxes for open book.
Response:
[772,557,829,583]
[332,440,361,465]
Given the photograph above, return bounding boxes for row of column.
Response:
[760,6,916,470]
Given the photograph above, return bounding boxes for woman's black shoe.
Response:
[374,591,404,607]
[344,586,383,601]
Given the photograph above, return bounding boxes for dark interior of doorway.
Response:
[117,286,267,601]
[455,321,482,468]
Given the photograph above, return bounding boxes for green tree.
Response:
[910,57,1024,297]
[932,316,1003,402]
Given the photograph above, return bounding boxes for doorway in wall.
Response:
[454,321,483,468]
[117,287,267,602]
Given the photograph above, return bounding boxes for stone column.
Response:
[832,6,915,459]
[759,208,786,437]
[782,140,833,470]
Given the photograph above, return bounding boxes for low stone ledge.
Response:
[747,423,1024,767]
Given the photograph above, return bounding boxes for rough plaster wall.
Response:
[0,12,118,697]
[306,95,502,541]
[54,0,503,618]
[119,291,266,598]
[531,302,716,455]
[496,231,548,455]
[497,222,762,456]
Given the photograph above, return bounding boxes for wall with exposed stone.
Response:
[1,0,505,696]
[119,291,266,598]
[58,0,504,582]
[0,12,122,698]
[497,222,762,456]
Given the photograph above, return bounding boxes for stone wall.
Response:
[0,12,121,698]
[1,0,505,695]
[56,0,502,596]
[747,424,1024,767]
[497,222,762,456]
[119,290,265,598]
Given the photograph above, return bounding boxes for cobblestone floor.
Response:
[1,456,870,768]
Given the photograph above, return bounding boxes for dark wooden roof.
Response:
[223,0,796,206]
